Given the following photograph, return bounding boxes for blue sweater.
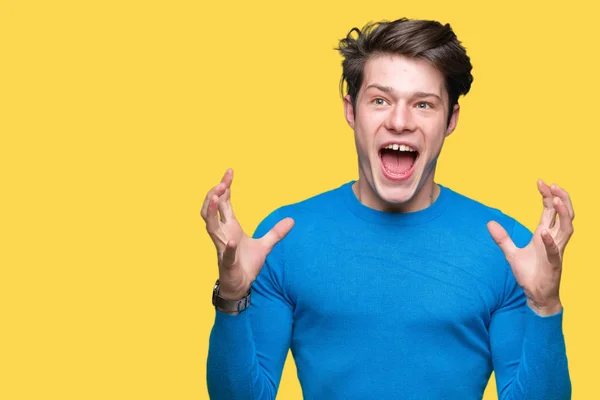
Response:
[207,182,571,399]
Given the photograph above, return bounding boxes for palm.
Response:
[201,169,294,298]
[233,234,272,284]
[506,230,561,302]
[211,211,244,263]
[487,180,574,310]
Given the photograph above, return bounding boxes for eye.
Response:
[416,102,433,109]
[372,98,389,106]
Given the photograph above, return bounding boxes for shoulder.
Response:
[443,185,533,247]
[253,182,351,238]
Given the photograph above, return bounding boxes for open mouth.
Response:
[379,143,419,177]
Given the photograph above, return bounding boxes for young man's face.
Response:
[344,54,459,212]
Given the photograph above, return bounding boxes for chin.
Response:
[373,178,417,205]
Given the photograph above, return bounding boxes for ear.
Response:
[445,104,460,137]
[343,95,355,130]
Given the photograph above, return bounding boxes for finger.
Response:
[205,194,222,238]
[487,221,518,261]
[218,188,235,222]
[541,229,561,266]
[221,239,237,269]
[220,168,233,189]
[200,183,227,220]
[553,197,574,245]
[217,169,235,222]
[550,184,575,220]
[259,218,295,253]
[537,179,557,229]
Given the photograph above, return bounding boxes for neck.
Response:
[352,170,440,213]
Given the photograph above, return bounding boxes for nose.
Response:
[384,103,416,133]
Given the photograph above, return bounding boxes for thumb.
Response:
[259,218,295,253]
[487,220,517,261]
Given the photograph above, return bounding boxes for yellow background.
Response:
[1,0,598,398]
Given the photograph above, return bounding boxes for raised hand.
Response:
[200,169,295,301]
[487,180,575,316]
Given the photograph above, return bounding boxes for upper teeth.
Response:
[384,144,416,152]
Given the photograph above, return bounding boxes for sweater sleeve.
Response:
[207,210,294,399]
[489,220,571,400]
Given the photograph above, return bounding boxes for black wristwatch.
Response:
[212,279,252,313]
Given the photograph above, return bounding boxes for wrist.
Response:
[216,276,252,300]
[527,297,563,316]
[212,279,252,314]
[218,287,251,300]
[216,290,246,315]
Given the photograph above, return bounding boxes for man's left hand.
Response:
[487,180,575,316]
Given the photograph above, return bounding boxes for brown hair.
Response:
[337,18,473,125]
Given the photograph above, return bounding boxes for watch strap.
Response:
[212,280,252,313]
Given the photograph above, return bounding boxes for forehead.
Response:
[361,54,446,97]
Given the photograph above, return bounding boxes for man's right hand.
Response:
[200,169,295,301]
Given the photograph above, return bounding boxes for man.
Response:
[201,18,573,399]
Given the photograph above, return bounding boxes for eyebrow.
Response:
[365,84,442,101]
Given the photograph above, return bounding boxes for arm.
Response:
[488,180,575,399]
[207,210,294,399]
[200,169,295,399]
[489,219,570,399]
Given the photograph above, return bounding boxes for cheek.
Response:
[354,133,370,159]
[422,120,447,149]
[353,122,370,148]
[355,114,382,146]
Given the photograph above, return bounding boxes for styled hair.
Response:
[337,18,474,125]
